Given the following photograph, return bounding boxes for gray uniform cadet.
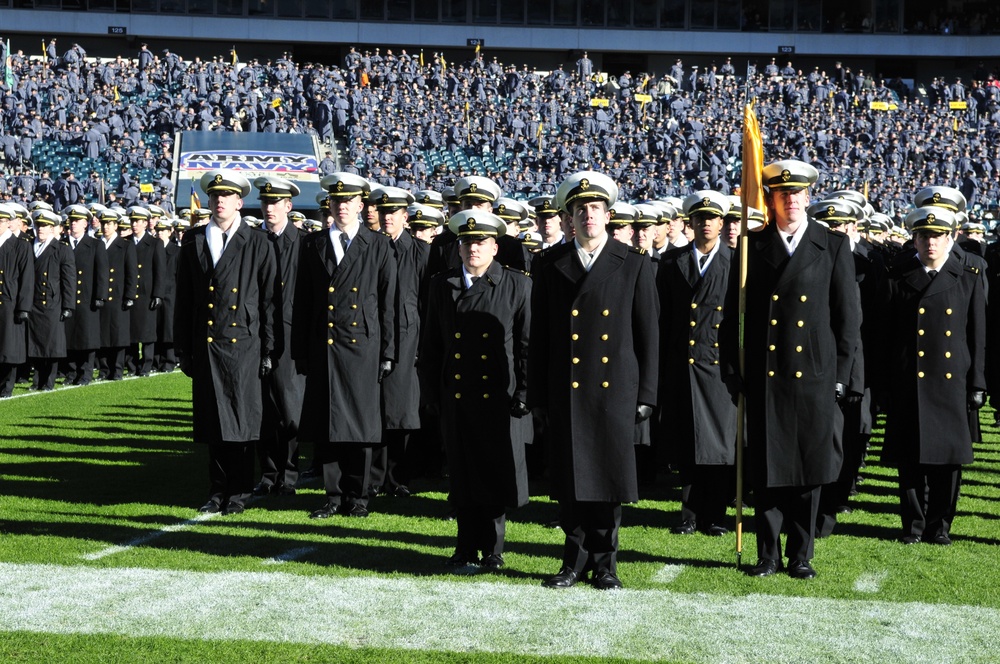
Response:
[251,176,307,497]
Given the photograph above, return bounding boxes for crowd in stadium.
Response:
[1,39,1000,226]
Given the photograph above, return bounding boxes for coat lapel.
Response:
[678,248,700,288]
[314,230,335,276]
[195,230,213,274]
[776,222,826,290]
[553,243,586,285]
[922,255,962,299]
[577,239,626,296]
[754,223,789,272]
[214,223,248,274]
[337,227,367,274]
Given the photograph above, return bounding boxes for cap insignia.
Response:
[214,174,223,184]
[336,181,345,192]
[780,169,791,182]
[469,183,478,194]
[580,178,590,190]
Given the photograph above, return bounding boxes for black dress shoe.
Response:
[836,505,854,514]
[198,500,222,514]
[390,485,411,497]
[252,482,273,497]
[591,568,623,590]
[926,533,952,546]
[745,559,780,577]
[702,524,728,537]
[787,559,817,579]
[272,483,296,496]
[342,503,369,518]
[300,466,320,480]
[480,554,504,570]
[542,566,580,588]
[309,502,339,519]
[899,535,921,545]
[671,520,696,535]
[222,502,245,516]
[445,551,479,567]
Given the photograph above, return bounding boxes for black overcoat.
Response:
[27,241,75,358]
[262,225,306,435]
[0,235,33,364]
[528,240,659,503]
[881,254,985,466]
[292,227,397,444]
[100,236,138,348]
[420,260,532,507]
[382,230,425,431]
[64,235,108,351]
[722,222,860,487]
[174,222,277,444]
[130,232,166,343]
[657,245,737,466]
[155,240,179,345]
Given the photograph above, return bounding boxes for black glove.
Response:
[259,355,272,379]
[59,308,73,321]
[378,360,394,382]
[510,399,530,418]
[92,298,104,309]
[842,392,863,405]
[834,382,847,403]
[15,310,28,323]
[123,299,135,310]
[969,390,986,410]
[293,357,308,376]
[149,296,162,311]
[179,357,193,378]
[636,403,653,423]
[723,374,744,405]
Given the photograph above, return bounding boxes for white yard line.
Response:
[1,562,997,662]
[854,570,888,594]
[652,564,685,583]
[3,372,174,401]
[261,546,319,565]
[81,513,219,560]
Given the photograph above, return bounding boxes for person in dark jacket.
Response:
[125,206,166,377]
[175,170,278,516]
[27,209,75,391]
[657,191,737,537]
[62,205,108,386]
[293,172,397,519]
[369,186,422,499]
[251,176,306,498]
[420,209,532,570]
[722,160,861,580]
[97,210,138,381]
[529,171,659,591]
[880,206,986,546]
[0,203,33,398]
[153,217,179,373]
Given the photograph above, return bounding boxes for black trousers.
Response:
[0,363,17,397]
[319,444,373,508]
[126,341,155,375]
[98,347,126,380]
[255,382,300,489]
[207,442,255,508]
[558,500,622,575]
[455,504,506,557]
[678,463,734,527]
[754,484,820,563]
[817,398,864,537]
[154,343,177,373]
[898,462,961,539]
[31,358,58,391]
[67,350,96,385]
[370,429,410,491]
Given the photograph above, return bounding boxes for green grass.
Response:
[1,372,999,662]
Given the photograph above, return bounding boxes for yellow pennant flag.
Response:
[113,86,120,103]
[42,39,47,63]
[536,122,543,138]
[475,43,481,56]
[420,50,424,67]
[272,98,282,108]
[231,47,238,66]
[740,101,767,228]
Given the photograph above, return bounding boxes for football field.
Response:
[2,373,999,663]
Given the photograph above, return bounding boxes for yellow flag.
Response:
[420,50,424,67]
[475,43,481,56]
[863,181,869,200]
[113,86,120,103]
[42,39,47,63]
[231,47,238,66]
[740,101,767,228]
[272,98,282,108]
[536,122,543,138]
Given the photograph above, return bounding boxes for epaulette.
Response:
[967,265,980,275]
[630,246,646,255]
[503,265,530,277]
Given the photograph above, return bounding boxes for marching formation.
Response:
[0,158,992,590]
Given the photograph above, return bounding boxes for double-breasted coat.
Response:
[657,245,736,466]
[100,235,138,348]
[130,232,166,344]
[880,254,985,466]
[528,240,659,503]
[381,229,426,431]
[420,260,532,508]
[292,227,397,444]
[722,222,861,487]
[174,222,277,444]
[0,234,33,364]
[64,235,108,352]
[27,241,75,358]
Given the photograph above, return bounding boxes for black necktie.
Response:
[786,235,794,244]
[470,276,480,288]
[340,233,349,253]
[928,269,938,280]
[699,254,708,269]
[220,232,228,252]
